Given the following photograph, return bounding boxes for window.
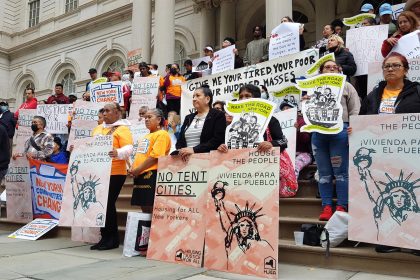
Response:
[61,72,76,95]
[28,0,40,28]
[174,41,187,73]
[106,58,125,73]
[65,0,78,13]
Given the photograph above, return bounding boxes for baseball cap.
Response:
[88,68,97,74]
[360,3,374,12]
[204,46,214,52]
[279,100,295,111]
[379,3,392,16]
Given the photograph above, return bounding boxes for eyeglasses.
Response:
[324,65,339,70]
[382,64,403,70]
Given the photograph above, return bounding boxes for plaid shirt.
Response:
[24,131,54,161]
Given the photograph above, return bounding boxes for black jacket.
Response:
[176,108,226,153]
[334,48,357,77]
[264,117,288,152]
[0,125,10,170]
[360,80,420,115]
[0,110,17,138]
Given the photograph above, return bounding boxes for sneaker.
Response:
[336,205,347,212]
[319,205,333,221]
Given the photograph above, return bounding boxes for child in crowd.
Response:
[49,137,68,164]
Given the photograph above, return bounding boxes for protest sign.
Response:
[212,45,235,75]
[367,58,420,93]
[225,98,275,149]
[346,25,389,76]
[349,114,420,250]
[127,48,142,72]
[29,159,67,219]
[297,73,346,134]
[14,109,37,154]
[181,49,319,120]
[71,227,101,243]
[59,135,112,227]
[306,53,335,76]
[192,56,212,72]
[147,154,209,267]
[343,13,376,27]
[90,81,124,105]
[392,3,405,20]
[204,148,280,279]
[391,30,420,59]
[274,108,297,168]
[9,219,59,240]
[269,22,300,60]
[129,120,149,164]
[37,104,70,134]
[129,77,160,119]
[5,157,33,222]
[270,83,301,112]
[67,100,103,149]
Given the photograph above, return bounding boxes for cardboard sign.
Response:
[343,13,376,27]
[29,159,67,220]
[391,30,420,59]
[8,219,59,240]
[90,81,124,105]
[346,25,389,76]
[225,98,275,149]
[204,148,280,279]
[349,114,420,250]
[181,49,319,120]
[36,104,70,134]
[212,45,236,75]
[269,22,300,60]
[5,157,33,222]
[273,108,297,168]
[14,109,37,154]
[129,77,160,119]
[297,73,346,134]
[127,48,143,72]
[59,135,113,227]
[192,56,212,73]
[129,121,150,164]
[147,154,210,267]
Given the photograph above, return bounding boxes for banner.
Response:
[192,56,212,73]
[181,49,319,120]
[297,73,346,134]
[367,58,420,93]
[349,114,420,250]
[127,48,142,72]
[129,77,160,119]
[147,154,209,267]
[8,219,59,240]
[5,157,33,222]
[67,100,103,149]
[225,98,275,149]
[204,148,280,279]
[14,109,37,154]
[90,81,124,105]
[37,104,70,134]
[391,30,420,59]
[269,22,300,60]
[59,135,112,227]
[343,13,376,27]
[28,159,67,220]
[212,45,235,75]
[346,25,389,76]
[273,108,297,168]
[392,3,405,20]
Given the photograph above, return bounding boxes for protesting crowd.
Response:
[0,1,420,275]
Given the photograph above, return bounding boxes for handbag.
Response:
[301,223,323,246]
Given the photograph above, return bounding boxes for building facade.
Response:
[0,0,396,109]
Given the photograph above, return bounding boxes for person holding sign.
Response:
[20,116,54,161]
[175,86,226,161]
[91,102,133,250]
[381,11,419,57]
[281,16,305,51]
[129,108,171,210]
[326,34,357,78]
[308,60,360,221]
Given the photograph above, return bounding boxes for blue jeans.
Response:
[312,123,349,207]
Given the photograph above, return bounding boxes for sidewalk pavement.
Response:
[0,230,415,280]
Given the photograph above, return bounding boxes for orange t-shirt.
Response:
[92,125,133,175]
[132,130,171,175]
[160,75,186,98]
[379,88,401,114]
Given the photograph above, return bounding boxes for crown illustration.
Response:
[379,171,420,194]
[79,175,101,193]
[232,201,264,223]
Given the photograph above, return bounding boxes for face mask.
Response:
[261,92,269,100]
[0,106,7,112]
[170,68,178,75]
[122,74,130,81]
[31,124,38,132]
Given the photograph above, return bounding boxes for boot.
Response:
[319,205,333,221]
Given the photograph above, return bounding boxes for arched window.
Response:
[174,40,187,73]
[104,58,125,73]
[61,72,76,95]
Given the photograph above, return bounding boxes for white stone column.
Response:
[131,0,152,63]
[199,4,216,54]
[315,0,336,40]
[154,0,175,74]
[266,0,292,35]
[219,0,236,44]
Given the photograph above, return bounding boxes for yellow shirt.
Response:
[379,88,401,114]
[133,130,171,174]
[92,125,133,175]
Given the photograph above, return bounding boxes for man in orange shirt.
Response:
[91,102,133,250]
[161,64,186,115]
